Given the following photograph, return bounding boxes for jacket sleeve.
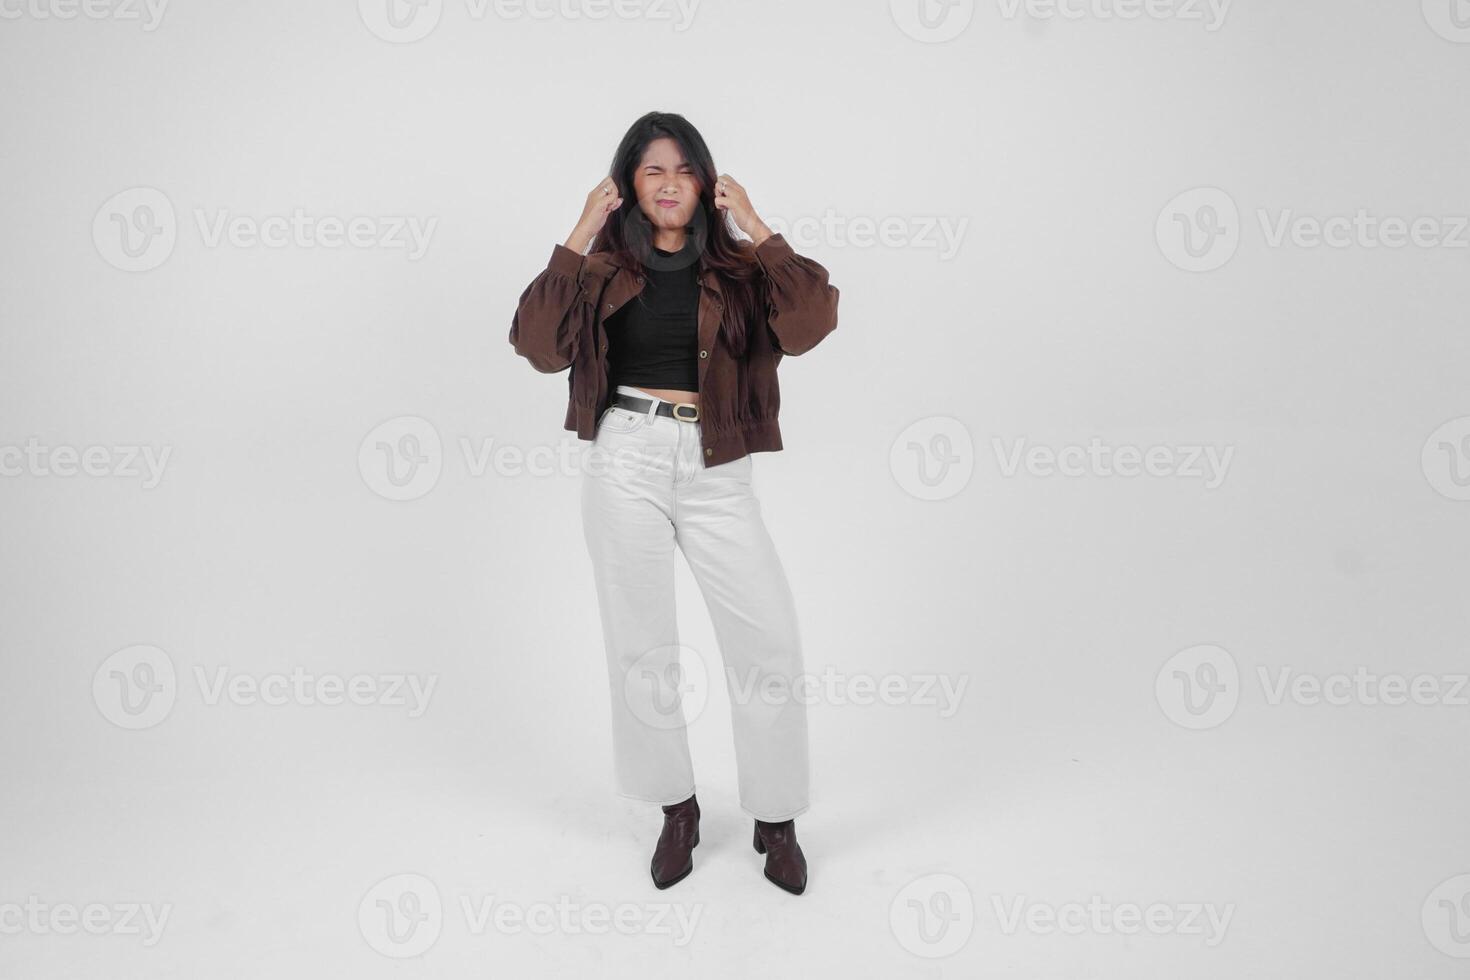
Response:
[509,243,587,373]
[753,233,840,356]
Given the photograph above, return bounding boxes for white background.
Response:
[3,0,1470,976]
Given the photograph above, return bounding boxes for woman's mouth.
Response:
[656,199,680,209]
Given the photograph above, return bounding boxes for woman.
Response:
[509,111,839,896]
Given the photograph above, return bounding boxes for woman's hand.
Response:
[713,173,773,246]
[565,177,623,253]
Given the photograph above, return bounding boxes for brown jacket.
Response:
[509,233,840,466]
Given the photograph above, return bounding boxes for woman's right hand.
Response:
[564,177,622,252]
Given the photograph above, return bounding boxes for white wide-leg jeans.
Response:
[580,384,811,822]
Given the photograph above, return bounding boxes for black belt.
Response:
[611,391,701,422]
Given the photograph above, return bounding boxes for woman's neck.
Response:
[652,229,685,252]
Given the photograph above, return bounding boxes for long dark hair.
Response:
[588,111,761,354]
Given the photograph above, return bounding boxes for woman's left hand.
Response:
[713,173,773,245]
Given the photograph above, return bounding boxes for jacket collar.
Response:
[588,243,723,293]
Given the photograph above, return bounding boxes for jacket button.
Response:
[606,304,613,310]
[636,276,644,283]
[705,448,713,457]
[699,350,708,358]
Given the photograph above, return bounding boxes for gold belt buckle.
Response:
[672,402,699,422]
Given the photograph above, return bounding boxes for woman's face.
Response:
[631,137,700,234]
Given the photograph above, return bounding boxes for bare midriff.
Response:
[632,386,700,408]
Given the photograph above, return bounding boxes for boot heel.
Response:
[752,823,766,853]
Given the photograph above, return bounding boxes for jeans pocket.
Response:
[598,406,648,435]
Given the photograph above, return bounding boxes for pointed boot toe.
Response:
[753,818,807,895]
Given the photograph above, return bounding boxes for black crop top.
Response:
[605,244,700,392]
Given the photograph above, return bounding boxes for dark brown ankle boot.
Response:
[753,818,807,895]
[650,794,700,889]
